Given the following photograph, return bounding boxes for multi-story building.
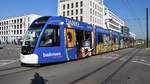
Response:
[58,0,104,27]
[104,6,124,33]
[0,14,41,44]
[58,0,134,38]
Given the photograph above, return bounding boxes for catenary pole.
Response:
[146,8,149,48]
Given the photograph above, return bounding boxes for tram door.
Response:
[76,30,92,58]
[65,28,76,60]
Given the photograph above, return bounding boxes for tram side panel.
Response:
[95,28,112,55]
[64,26,77,61]
[111,33,120,51]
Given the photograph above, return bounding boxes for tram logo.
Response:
[65,19,79,27]
[43,52,62,58]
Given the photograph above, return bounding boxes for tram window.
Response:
[40,25,60,47]
[85,31,91,40]
[98,33,103,43]
[76,29,84,47]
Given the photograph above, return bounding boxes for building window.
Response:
[6,21,8,25]
[95,4,97,9]
[71,3,74,8]
[71,10,74,15]
[17,25,19,29]
[90,1,92,6]
[63,11,65,16]
[17,30,19,34]
[76,16,78,21]
[93,10,94,15]
[67,11,69,16]
[76,2,78,8]
[14,25,16,29]
[80,9,83,14]
[80,1,83,7]
[76,9,78,15]
[20,19,22,23]
[80,16,83,22]
[20,24,22,29]
[93,2,94,8]
[14,20,16,23]
[20,30,22,34]
[63,5,65,9]
[67,4,69,9]
[17,19,19,23]
[90,8,92,14]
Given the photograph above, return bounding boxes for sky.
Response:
[0,0,150,39]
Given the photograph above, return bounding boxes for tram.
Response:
[20,16,132,65]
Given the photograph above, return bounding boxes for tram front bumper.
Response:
[20,54,38,64]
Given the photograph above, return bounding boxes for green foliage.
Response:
[134,43,150,48]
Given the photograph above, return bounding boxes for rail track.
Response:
[69,48,139,84]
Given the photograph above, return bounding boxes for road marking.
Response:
[0,59,19,67]
[4,47,20,50]
[96,56,117,59]
[132,61,150,66]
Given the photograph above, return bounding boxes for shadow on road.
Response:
[30,72,48,84]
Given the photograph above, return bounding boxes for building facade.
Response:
[58,0,104,27]
[104,6,125,33]
[58,0,135,38]
[0,14,41,44]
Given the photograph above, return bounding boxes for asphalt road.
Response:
[0,46,150,84]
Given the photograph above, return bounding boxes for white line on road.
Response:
[0,59,19,67]
[132,61,150,66]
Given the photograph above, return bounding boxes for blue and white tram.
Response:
[20,16,133,65]
[20,16,94,65]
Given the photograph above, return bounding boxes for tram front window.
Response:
[24,29,41,47]
[21,25,42,55]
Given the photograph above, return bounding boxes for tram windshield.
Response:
[21,24,44,55]
[23,26,42,47]
[21,16,50,55]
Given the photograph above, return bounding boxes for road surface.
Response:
[0,46,150,84]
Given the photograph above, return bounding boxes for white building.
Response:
[0,14,41,44]
[104,6,124,33]
[58,0,104,27]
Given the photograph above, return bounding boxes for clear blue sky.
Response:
[0,0,150,39]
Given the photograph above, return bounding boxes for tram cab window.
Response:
[40,25,60,47]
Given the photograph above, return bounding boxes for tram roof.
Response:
[38,16,93,31]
